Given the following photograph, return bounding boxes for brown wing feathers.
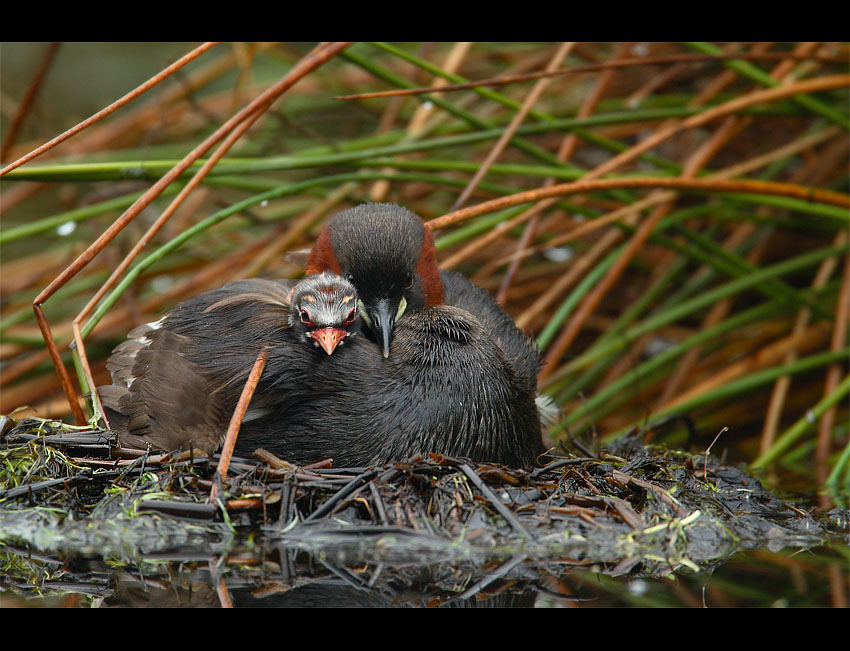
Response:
[99,279,296,453]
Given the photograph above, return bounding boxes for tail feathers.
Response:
[97,344,228,455]
[535,392,561,427]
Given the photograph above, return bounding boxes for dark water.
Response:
[2,540,846,608]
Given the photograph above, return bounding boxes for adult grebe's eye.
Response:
[343,308,356,325]
[300,309,312,325]
[405,273,414,289]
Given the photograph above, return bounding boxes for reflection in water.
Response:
[50,547,548,608]
[2,540,847,608]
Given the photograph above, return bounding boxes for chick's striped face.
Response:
[297,289,357,329]
[290,273,359,355]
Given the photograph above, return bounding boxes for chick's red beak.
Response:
[310,327,348,355]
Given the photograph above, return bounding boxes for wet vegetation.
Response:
[1,42,848,606]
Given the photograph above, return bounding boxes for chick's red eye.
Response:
[343,308,356,325]
[300,309,312,325]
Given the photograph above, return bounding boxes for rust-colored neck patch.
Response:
[305,227,341,275]
[417,228,443,306]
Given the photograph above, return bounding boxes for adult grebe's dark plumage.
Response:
[238,304,544,468]
[100,271,542,467]
[300,203,548,464]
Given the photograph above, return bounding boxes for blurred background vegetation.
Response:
[1,42,848,516]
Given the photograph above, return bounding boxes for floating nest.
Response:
[1,417,847,606]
